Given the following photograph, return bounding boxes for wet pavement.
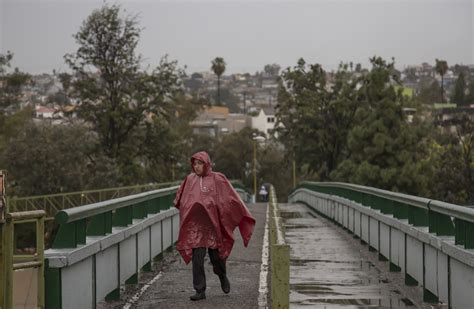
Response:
[98,202,267,309]
[281,203,441,309]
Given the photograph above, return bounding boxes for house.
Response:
[190,106,251,138]
[433,105,474,134]
[35,106,57,119]
[251,107,278,138]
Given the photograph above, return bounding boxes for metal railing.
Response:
[1,210,46,309]
[50,186,179,249]
[293,181,474,250]
[7,181,180,219]
[268,185,289,309]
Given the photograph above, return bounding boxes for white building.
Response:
[35,106,57,119]
[251,107,278,138]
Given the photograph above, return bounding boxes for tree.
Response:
[0,52,13,75]
[0,53,31,111]
[404,67,417,82]
[416,80,442,105]
[435,59,448,103]
[1,122,119,196]
[331,57,431,195]
[465,82,474,105]
[213,127,255,184]
[58,73,72,93]
[142,93,205,182]
[451,72,466,105]
[263,63,281,77]
[65,4,183,159]
[211,57,226,106]
[427,114,474,205]
[275,58,359,180]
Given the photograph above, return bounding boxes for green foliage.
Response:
[416,80,441,105]
[0,51,13,75]
[0,54,31,110]
[426,116,474,205]
[330,57,430,195]
[65,4,184,159]
[211,57,226,77]
[263,64,281,77]
[1,122,119,196]
[257,143,293,201]
[211,57,226,106]
[465,82,474,105]
[276,58,358,180]
[213,127,255,184]
[451,72,466,105]
[435,59,448,103]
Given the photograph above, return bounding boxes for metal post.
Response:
[253,139,257,200]
[37,216,45,308]
[292,158,296,188]
[0,170,6,308]
[0,221,4,308]
[4,218,13,309]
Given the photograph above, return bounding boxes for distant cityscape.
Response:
[2,61,474,140]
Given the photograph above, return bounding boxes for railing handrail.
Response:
[9,181,179,201]
[55,186,179,224]
[296,181,474,223]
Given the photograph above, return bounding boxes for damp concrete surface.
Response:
[281,203,446,309]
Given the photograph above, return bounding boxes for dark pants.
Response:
[192,247,226,293]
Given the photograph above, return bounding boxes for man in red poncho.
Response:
[173,151,256,301]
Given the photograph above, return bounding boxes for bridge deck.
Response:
[98,202,267,308]
[96,201,441,308]
[282,203,437,308]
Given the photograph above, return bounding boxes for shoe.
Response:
[190,291,206,301]
[219,275,230,294]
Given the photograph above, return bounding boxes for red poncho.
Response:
[173,151,256,264]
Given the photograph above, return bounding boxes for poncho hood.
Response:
[191,151,212,176]
[174,151,256,264]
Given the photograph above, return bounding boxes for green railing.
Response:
[50,186,179,249]
[293,181,474,250]
[268,185,289,309]
[1,210,46,309]
[7,181,180,219]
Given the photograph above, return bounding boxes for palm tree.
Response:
[435,59,448,103]
[211,57,226,105]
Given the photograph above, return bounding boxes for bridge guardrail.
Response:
[294,181,474,249]
[51,186,179,249]
[290,182,474,309]
[45,185,179,309]
[44,180,250,308]
[7,181,180,219]
[269,185,289,309]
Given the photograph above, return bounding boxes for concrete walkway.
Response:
[99,203,267,309]
[281,203,444,309]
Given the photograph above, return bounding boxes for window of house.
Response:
[267,117,275,123]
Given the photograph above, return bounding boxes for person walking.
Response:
[173,151,256,301]
[259,185,268,202]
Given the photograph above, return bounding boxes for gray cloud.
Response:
[1,0,472,74]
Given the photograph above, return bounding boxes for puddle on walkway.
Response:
[280,204,416,308]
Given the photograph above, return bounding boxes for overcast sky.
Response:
[0,0,473,74]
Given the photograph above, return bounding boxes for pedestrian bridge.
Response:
[1,181,473,308]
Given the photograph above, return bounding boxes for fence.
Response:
[7,182,180,219]
[290,181,474,309]
[44,186,179,309]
